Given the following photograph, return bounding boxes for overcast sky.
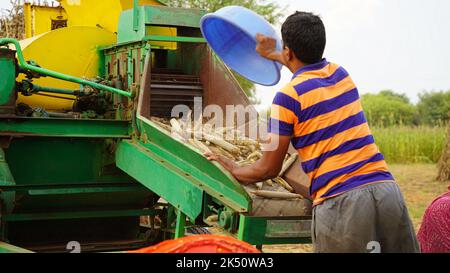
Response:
[256,0,450,108]
[1,0,449,108]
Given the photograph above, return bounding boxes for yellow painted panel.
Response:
[120,0,164,9]
[147,26,177,50]
[60,0,123,33]
[24,3,68,38]
[60,0,165,33]
[17,26,116,111]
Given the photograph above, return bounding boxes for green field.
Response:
[372,126,446,164]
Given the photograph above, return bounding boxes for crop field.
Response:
[372,126,446,164]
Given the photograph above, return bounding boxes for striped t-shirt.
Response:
[269,58,394,205]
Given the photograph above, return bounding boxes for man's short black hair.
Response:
[281,11,326,64]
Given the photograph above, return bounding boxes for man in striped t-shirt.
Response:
[206,12,419,252]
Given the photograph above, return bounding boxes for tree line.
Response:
[361,90,450,127]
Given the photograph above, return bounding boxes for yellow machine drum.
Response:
[17,26,116,111]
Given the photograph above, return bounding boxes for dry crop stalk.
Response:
[203,132,240,154]
[211,146,235,160]
[188,139,212,154]
[246,150,262,161]
[265,179,274,187]
[151,119,172,132]
[279,153,298,177]
[153,116,304,200]
[273,177,294,192]
[205,214,219,223]
[250,190,303,200]
[170,118,183,135]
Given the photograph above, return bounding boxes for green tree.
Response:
[161,0,285,102]
[379,89,411,104]
[161,0,284,24]
[361,91,416,127]
[417,91,450,126]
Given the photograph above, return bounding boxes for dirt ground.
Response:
[262,164,449,253]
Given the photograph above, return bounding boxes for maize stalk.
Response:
[250,190,303,200]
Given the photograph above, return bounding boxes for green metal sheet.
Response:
[0,242,33,253]
[4,209,155,222]
[118,8,146,44]
[116,139,204,220]
[175,210,186,239]
[144,35,206,43]
[138,120,252,213]
[3,137,154,217]
[0,118,131,138]
[0,48,16,106]
[0,148,15,214]
[144,6,206,28]
[237,215,312,245]
[117,6,206,44]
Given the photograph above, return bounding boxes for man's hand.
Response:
[205,152,239,173]
[256,33,286,66]
[204,134,292,185]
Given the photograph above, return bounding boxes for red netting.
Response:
[129,235,260,253]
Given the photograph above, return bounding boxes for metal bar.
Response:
[4,209,156,222]
[0,38,132,98]
[237,214,312,245]
[175,210,186,239]
[144,35,206,43]
[0,117,131,138]
[133,0,140,31]
[27,186,142,195]
[0,183,143,192]
[31,83,79,95]
[151,84,203,90]
[150,90,202,96]
[115,140,204,220]
[35,93,76,100]
[46,112,77,118]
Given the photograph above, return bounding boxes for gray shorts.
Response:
[312,181,420,253]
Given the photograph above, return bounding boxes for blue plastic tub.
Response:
[200,6,283,86]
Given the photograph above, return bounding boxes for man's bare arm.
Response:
[205,134,291,185]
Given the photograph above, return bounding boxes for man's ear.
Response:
[281,47,293,65]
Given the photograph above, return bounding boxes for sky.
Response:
[255,0,450,109]
[1,0,450,109]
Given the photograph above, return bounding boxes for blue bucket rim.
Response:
[200,9,282,86]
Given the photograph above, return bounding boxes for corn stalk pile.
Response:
[437,121,450,181]
[0,0,25,39]
[151,117,303,200]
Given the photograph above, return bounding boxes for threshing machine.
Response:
[0,0,312,252]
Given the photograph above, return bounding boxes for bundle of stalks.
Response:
[151,116,301,200]
[437,121,450,181]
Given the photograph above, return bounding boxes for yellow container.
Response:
[18,26,116,111]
